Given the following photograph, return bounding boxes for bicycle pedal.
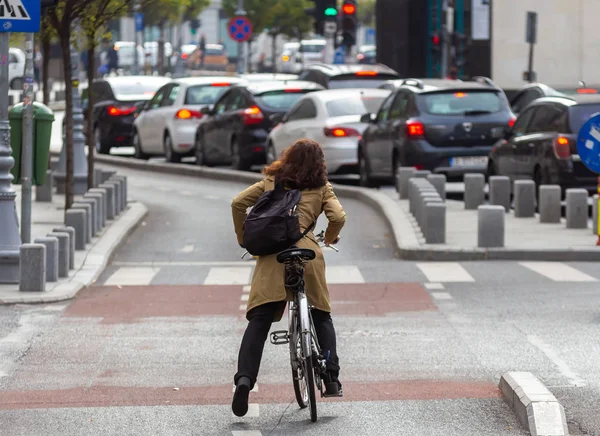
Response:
[269,330,289,345]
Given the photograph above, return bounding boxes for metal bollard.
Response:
[478,205,505,248]
[88,188,108,226]
[19,244,46,292]
[70,203,92,243]
[424,202,446,244]
[464,173,485,210]
[427,174,446,200]
[398,167,416,199]
[84,193,105,231]
[34,237,58,282]
[593,195,599,236]
[35,170,54,202]
[54,227,75,270]
[78,198,99,237]
[65,209,87,250]
[47,232,70,278]
[538,185,561,224]
[98,183,116,220]
[489,176,511,212]
[513,180,536,218]
[566,189,588,229]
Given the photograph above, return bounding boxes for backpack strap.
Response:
[301,220,316,238]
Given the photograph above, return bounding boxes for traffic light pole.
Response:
[441,0,454,78]
[20,33,35,244]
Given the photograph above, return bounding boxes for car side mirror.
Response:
[360,113,375,123]
[270,113,285,124]
[491,126,509,139]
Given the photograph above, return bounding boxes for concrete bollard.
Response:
[539,185,562,224]
[427,174,446,200]
[34,237,58,282]
[19,244,46,292]
[107,181,122,215]
[414,170,431,179]
[593,195,598,236]
[111,176,127,210]
[94,168,103,188]
[566,189,588,229]
[98,183,116,220]
[84,192,104,231]
[489,176,511,212]
[65,209,87,250]
[101,170,117,183]
[409,180,435,216]
[513,180,536,218]
[88,188,108,226]
[424,202,446,244]
[478,205,505,248]
[78,198,99,237]
[71,203,92,243]
[418,193,442,227]
[49,157,60,172]
[398,167,416,199]
[35,170,54,202]
[464,173,485,210]
[54,227,75,270]
[48,232,70,278]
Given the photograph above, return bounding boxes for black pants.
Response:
[234,301,340,389]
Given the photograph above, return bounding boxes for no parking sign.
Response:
[576,113,600,243]
[228,16,253,42]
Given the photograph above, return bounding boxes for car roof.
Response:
[205,44,224,49]
[239,80,324,94]
[529,95,600,106]
[308,88,392,103]
[171,77,246,86]
[304,63,399,77]
[397,77,501,93]
[240,73,299,82]
[300,39,325,45]
[102,75,170,86]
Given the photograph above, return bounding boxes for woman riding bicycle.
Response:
[231,139,346,417]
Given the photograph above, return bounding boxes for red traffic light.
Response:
[432,34,440,45]
[342,3,356,14]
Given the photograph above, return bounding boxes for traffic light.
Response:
[452,32,470,69]
[429,32,442,77]
[306,0,326,35]
[190,19,200,36]
[341,0,357,47]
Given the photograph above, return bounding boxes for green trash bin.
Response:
[9,102,55,186]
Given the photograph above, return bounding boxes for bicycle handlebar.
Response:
[315,230,340,252]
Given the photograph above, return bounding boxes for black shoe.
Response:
[323,374,343,398]
[232,377,251,417]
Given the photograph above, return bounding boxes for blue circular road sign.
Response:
[577,113,600,174]
[228,16,252,42]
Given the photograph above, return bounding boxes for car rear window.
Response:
[205,47,224,56]
[255,90,314,111]
[568,104,600,133]
[301,44,325,53]
[326,95,388,117]
[328,74,399,89]
[110,82,162,96]
[185,85,232,105]
[421,91,504,115]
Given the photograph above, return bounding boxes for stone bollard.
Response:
[478,205,505,248]
[94,168,103,188]
[98,184,116,220]
[71,203,92,243]
[49,157,60,172]
[410,181,435,216]
[566,189,588,229]
[489,176,511,212]
[107,181,122,215]
[418,192,442,228]
[54,227,75,269]
[593,195,599,236]
[414,170,431,179]
[65,209,87,250]
[48,232,70,278]
[88,188,108,226]
[464,173,485,210]
[78,198,99,237]
[424,202,446,244]
[84,192,105,231]
[34,237,59,282]
[513,180,536,218]
[35,170,54,202]
[427,174,446,200]
[19,244,46,292]
[538,185,562,224]
[101,170,117,184]
[398,167,416,199]
[110,176,127,211]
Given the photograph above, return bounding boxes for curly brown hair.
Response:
[263,139,328,190]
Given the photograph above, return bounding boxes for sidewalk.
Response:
[0,184,147,304]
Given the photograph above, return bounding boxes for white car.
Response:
[114,41,144,71]
[9,48,25,90]
[267,88,391,175]
[277,42,300,73]
[132,76,247,162]
[297,39,325,71]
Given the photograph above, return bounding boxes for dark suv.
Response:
[358,77,515,186]
[298,63,399,89]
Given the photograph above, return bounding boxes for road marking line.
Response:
[239,304,246,311]
[431,292,452,300]
[528,335,586,386]
[232,431,262,436]
[204,267,252,285]
[326,265,365,284]
[181,245,194,253]
[417,263,475,282]
[113,261,256,267]
[242,285,251,292]
[104,267,160,286]
[424,282,445,289]
[42,304,67,311]
[232,383,258,393]
[520,262,597,282]
[240,294,249,302]
[180,191,194,196]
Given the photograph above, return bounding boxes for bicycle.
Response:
[269,231,338,423]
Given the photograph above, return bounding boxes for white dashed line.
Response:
[431,292,453,300]
[181,245,194,253]
[42,304,67,311]
[232,431,262,436]
[180,191,194,196]
[520,262,597,282]
[239,304,246,311]
[204,267,252,285]
[424,282,445,290]
[528,335,586,386]
[104,267,160,286]
[326,265,365,284]
[243,285,251,292]
[417,263,475,282]
[240,294,249,302]
[113,261,256,267]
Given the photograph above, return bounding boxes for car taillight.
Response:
[509,117,516,128]
[356,71,378,76]
[406,120,425,139]
[107,105,136,116]
[175,109,203,119]
[182,53,188,59]
[323,127,361,137]
[284,88,303,93]
[211,82,231,87]
[553,136,571,159]
[243,106,264,125]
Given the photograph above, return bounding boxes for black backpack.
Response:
[243,182,315,256]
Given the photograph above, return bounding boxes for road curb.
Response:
[0,202,148,304]
[499,372,569,436]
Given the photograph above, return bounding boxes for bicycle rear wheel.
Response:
[299,297,317,422]
[304,353,318,422]
[289,304,308,408]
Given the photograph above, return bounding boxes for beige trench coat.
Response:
[232,177,346,321]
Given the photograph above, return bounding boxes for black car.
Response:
[356,45,376,65]
[82,76,170,154]
[358,77,516,186]
[487,95,600,194]
[195,80,324,170]
[298,64,399,89]
[509,82,600,115]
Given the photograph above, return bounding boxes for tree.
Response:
[222,0,278,38]
[357,0,376,27]
[39,15,57,106]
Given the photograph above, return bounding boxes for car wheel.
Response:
[231,138,251,171]
[266,142,277,164]
[94,127,111,154]
[195,134,207,166]
[358,150,377,188]
[164,133,181,163]
[133,131,149,160]
[10,77,23,90]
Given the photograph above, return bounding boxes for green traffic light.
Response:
[324,7,337,16]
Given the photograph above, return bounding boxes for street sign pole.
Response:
[324,22,336,65]
[20,32,34,243]
[576,114,600,246]
[133,7,143,75]
[235,0,245,74]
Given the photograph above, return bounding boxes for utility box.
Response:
[9,102,55,186]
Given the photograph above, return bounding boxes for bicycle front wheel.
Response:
[304,352,318,422]
[299,296,317,422]
[289,304,308,408]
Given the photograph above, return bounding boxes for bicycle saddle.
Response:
[277,246,316,263]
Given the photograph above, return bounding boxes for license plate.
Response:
[450,156,488,167]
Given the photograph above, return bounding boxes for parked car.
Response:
[267,88,391,175]
[187,44,229,71]
[239,73,299,83]
[143,42,173,70]
[298,64,400,89]
[297,39,326,70]
[114,41,144,71]
[378,79,404,91]
[278,42,300,73]
[83,75,170,154]
[509,82,600,115]
[356,45,376,64]
[132,77,247,162]
[487,94,600,194]
[8,47,25,90]
[194,80,324,170]
[357,77,515,186]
